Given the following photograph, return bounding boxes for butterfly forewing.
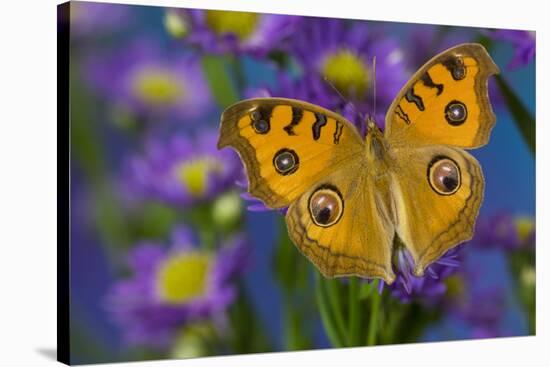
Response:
[385,43,499,149]
[218,98,364,208]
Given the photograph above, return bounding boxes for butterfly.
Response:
[217,43,499,284]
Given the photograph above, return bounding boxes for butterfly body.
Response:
[218,44,499,284]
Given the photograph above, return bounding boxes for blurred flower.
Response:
[70,1,131,38]
[473,213,535,251]
[289,18,407,126]
[520,265,536,289]
[123,130,242,207]
[246,72,380,140]
[387,245,461,303]
[235,179,287,215]
[105,226,249,348]
[490,30,536,69]
[164,9,189,39]
[402,25,475,70]
[85,38,211,123]
[170,322,216,358]
[167,9,300,56]
[212,191,243,229]
[456,285,509,339]
[515,216,536,247]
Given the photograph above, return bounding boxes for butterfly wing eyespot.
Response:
[427,156,461,195]
[273,148,299,176]
[445,101,468,126]
[250,107,271,134]
[442,55,467,80]
[308,185,344,227]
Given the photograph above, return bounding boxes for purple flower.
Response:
[450,282,510,339]
[386,245,462,303]
[105,226,249,348]
[123,130,242,207]
[460,287,505,327]
[490,30,536,69]
[69,1,131,38]
[84,38,212,123]
[231,177,285,215]
[401,25,476,71]
[473,213,535,251]
[167,8,300,56]
[289,18,408,128]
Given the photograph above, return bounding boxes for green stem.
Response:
[348,277,361,346]
[366,280,381,346]
[495,74,535,156]
[326,279,349,346]
[314,273,344,347]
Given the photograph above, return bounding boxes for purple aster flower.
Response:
[69,1,131,38]
[84,38,212,123]
[236,179,287,215]
[104,226,249,348]
[289,18,408,128]
[473,213,535,251]
[402,25,476,70]
[490,30,536,69]
[166,8,300,56]
[385,245,462,303]
[123,130,242,207]
[453,284,510,339]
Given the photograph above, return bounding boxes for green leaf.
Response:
[228,283,272,354]
[201,56,240,108]
[348,277,361,346]
[314,272,345,347]
[325,278,349,346]
[366,279,381,346]
[495,74,536,156]
[359,280,376,300]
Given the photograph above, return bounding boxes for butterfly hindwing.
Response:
[389,144,484,275]
[218,98,364,208]
[285,160,396,283]
[385,43,499,149]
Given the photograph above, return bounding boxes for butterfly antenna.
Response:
[323,76,364,122]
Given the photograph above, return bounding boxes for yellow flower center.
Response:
[516,216,535,243]
[157,252,211,304]
[322,49,370,98]
[176,157,222,197]
[132,68,184,105]
[205,10,259,40]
